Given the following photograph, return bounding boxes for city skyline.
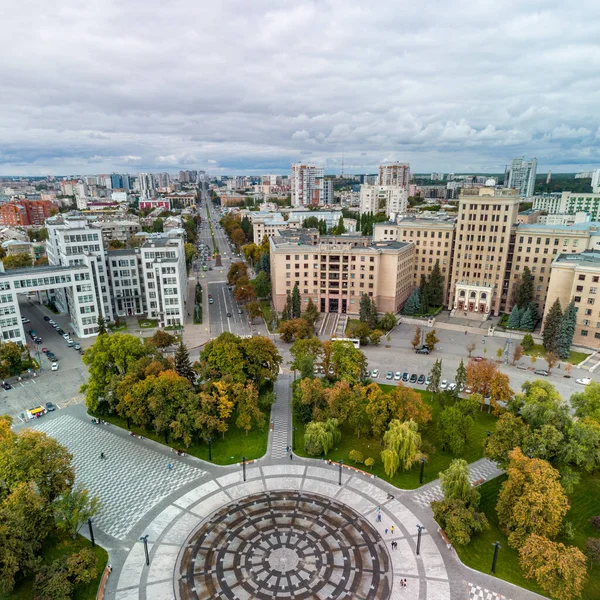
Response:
[2,0,600,175]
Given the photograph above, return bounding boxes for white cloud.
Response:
[1,0,599,174]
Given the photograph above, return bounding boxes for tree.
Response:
[359,293,372,323]
[431,498,488,546]
[439,459,479,506]
[437,406,474,454]
[379,312,397,331]
[364,383,394,441]
[560,418,600,473]
[488,371,513,414]
[240,336,282,388]
[347,320,371,346]
[2,252,33,270]
[174,342,195,384]
[282,290,293,321]
[0,341,25,378]
[330,341,368,385]
[149,329,176,349]
[235,383,264,435]
[455,360,467,391]
[466,341,476,357]
[227,261,248,285]
[348,449,364,464]
[381,419,424,476]
[369,329,383,345]
[427,359,442,396]
[571,381,600,421]
[246,301,263,321]
[291,283,301,319]
[411,327,422,349]
[425,329,439,351]
[234,281,256,305]
[466,359,497,402]
[364,457,375,470]
[198,332,246,383]
[290,337,324,372]
[519,534,587,600]
[252,271,271,298]
[428,261,445,307]
[556,301,577,359]
[513,344,524,365]
[507,305,521,329]
[257,251,270,276]
[546,351,559,373]
[184,242,198,267]
[542,298,563,352]
[304,419,341,456]
[496,448,569,548]
[515,266,534,309]
[484,413,529,468]
[293,377,327,423]
[519,307,535,331]
[390,383,432,426]
[517,379,570,431]
[231,228,247,249]
[97,315,107,335]
[53,484,101,538]
[303,298,319,327]
[402,288,420,315]
[324,381,357,424]
[521,333,535,352]
[279,318,311,342]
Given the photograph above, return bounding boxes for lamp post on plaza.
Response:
[206,437,212,461]
[140,535,150,566]
[292,427,296,452]
[242,456,246,482]
[419,458,426,485]
[491,541,501,574]
[416,524,425,556]
[87,518,95,547]
[338,460,343,486]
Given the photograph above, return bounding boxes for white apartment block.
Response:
[561,192,600,220]
[592,169,600,194]
[359,185,408,217]
[138,173,156,199]
[532,194,563,214]
[506,157,537,197]
[291,163,325,207]
[379,163,411,188]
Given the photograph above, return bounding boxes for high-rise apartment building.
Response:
[592,169,600,194]
[505,157,537,197]
[290,163,325,207]
[379,163,411,188]
[138,173,156,199]
[0,200,55,226]
[359,185,408,217]
[110,173,124,189]
[450,188,521,316]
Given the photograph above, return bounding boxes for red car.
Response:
[42,347,48,353]
[472,356,484,362]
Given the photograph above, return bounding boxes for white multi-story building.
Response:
[138,173,156,199]
[532,193,563,214]
[506,157,537,197]
[379,163,411,188]
[592,169,600,194]
[359,185,408,217]
[290,163,325,207]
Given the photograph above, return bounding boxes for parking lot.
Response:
[0,296,89,422]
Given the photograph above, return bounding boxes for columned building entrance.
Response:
[453,282,493,316]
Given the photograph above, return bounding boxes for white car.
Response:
[448,382,457,391]
[62,333,70,340]
[394,371,402,381]
[371,369,379,379]
[576,378,592,386]
[51,362,58,371]
[440,380,449,390]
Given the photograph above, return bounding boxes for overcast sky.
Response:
[2,0,600,176]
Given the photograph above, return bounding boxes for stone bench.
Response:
[438,528,453,550]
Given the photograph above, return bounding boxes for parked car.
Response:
[74,344,81,350]
[385,371,393,380]
[62,333,70,340]
[534,369,550,376]
[576,377,592,385]
[440,380,449,390]
[394,371,401,381]
[43,316,50,321]
[425,376,431,386]
[51,363,58,371]
[226,312,232,317]
[57,328,65,335]
[21,317,30,324]
[448,382,457,391]
[409,374,418,384]
[402,372,409,382]
[46,401,56,410]
[417,374,426,384]
[371,369,379,379]
[472,356,484,362]
[35,337,42,344]
[415,346,430,354]
[46,352,57,361]
[2,382,12,390]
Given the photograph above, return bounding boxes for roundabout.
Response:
[177,490,391,599]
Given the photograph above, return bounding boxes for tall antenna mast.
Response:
[340,149,345,178]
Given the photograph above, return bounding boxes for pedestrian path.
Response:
[269,373,292,459]
[412,458,504,508]
[468,582,510,600]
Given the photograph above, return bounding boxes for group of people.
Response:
[399,578,408,587]
[391,541,398,550]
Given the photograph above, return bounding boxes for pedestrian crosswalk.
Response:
[270,375,291,459]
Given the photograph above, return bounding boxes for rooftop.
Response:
[517,222,600,232]
[554,250,600,267]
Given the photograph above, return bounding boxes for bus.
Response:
[331,337,360,349]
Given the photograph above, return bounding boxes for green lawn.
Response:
[2,532,108,600]
[293,385,497,489]
[456,473,600,599]
[524,343,589,366]
[138,318,157,329]
[98,411,268,465]
[260,300,274,331]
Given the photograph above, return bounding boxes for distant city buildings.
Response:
[379,163,411,188]
[138,173,156,199]
[0,200,55,226]
[291,163,331,207]
[505,157,537,197]
[359,185,408,217]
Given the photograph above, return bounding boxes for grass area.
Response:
[138,318,157,329]
[524,343,589,365]
[260,300,274,331]
[293,386,497,489]
[456,473,600,599]
[97,411,268,465]
[109,323,128,332]
[2,532,108,600]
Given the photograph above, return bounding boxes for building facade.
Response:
[506,157,537,197]
[379,163,411,188]
[290,164,326,207]
[359,185,408,217]
[0,200,54,226]
[270,230,414,316]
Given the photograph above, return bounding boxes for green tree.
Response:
[368,298,378,329]
[517,379,571,432]
[379,312,397,331]
[428,260,445,307]
[571,381,600,421]
[53,484,101,538]
[246,301,263,322]
[437,406,474,454]
[515,266,534,309]
[519,306,535,331]
[484,413,530,468]
[198,332,246,383]
[427,359,442,396]
[455,360,467,391]
[359,293,372,323]
[240,336,282,388]
[184,242,198,267]
[292,283,301,319]
[431,498,489,546]
[152,218,163,232]
[330,341,367,385]
[381,419,424,476]
[282,291,293,321]
[303,297,319,327]
[556,301,577,359]
[252,271,271,298]
[542,298,563,353]
[304,419,341,456]
[174,342,196,385]
[0,341,24,378]
[96,315,107,335]
[439,459,479,507]
[425,329,439,351]
[2,252,33,270]
[560,418,600,473]
[364,383,395,441]
[235,383,264,435]
[507,305,521,329]
[521,333,535,352]
[290,337,324,371]
[402,288,420,315]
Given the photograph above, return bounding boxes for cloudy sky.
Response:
[2,0,600,175]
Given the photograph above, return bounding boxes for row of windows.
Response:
[0,317,17,327]
[64,233,99,243]
[14,275,72,289]
[65,245,101,255]
[0,294,13,304]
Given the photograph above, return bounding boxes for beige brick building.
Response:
[544,251,600,347]
[450,188,520,317]
[270,230,414,315]
[373,217,455,304]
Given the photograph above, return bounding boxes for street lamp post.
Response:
[338,460,343,486]
[87,518,95,547]
[491,541,501,574]
[242,456,246,482]
[140,535,150,566]
[419,458,426,484]
[292,427,296,451]
[206,437,212,461]
[416,524,425,556]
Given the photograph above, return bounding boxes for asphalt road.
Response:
[207,281,251,337]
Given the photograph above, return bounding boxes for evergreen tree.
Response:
[282,291,293,321]
[402,288,420,315]
[97,315,107,335]
[303,298,319,327]
[516,266,534,309]
[519,307,535,331]
[542,298,563,352]
[455,360,467,391]
[556,301,577,359]
[359,293,371,323]
[527,300,538,324]
[419,274,430,314]
[334,216,346,235]
[292,283,301,319]
[368,298,378,329]
[257,252,270,277]
[507,305,521,329]
[174,342,196,385]
[428,261,445,307]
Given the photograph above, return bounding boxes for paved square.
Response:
[33,415,206,539]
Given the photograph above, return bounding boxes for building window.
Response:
[588,298,595,305]
[579,274,586,281]
[591,288,598,295]
[581,330,588,336]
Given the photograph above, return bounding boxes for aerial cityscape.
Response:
[1,2,600,600]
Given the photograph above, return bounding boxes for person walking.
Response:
[289,453,293,461]
[391,525,395,534]
[167,463,172,471]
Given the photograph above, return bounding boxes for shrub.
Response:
[521,334,535,352]
[364,457,375,469]
[348,450,364,464]
[591,515,600,530]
